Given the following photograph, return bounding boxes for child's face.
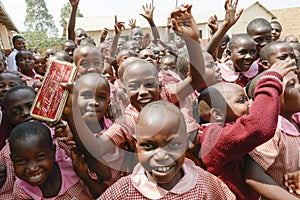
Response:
[231,38,257,72]
[63,42,77,63]
[0,60,6,73]
[75,29,88,46]
[0,74,23,104]
[34,56,47,76]
[280,72,300,115]
[123,63,160,112]
[271,23,282,41]
[136,108,187,189]
[17,52,35,74]
[5,89,34,126]
[160,57,177,74]
[267,43,296,67]
[77,76,110,124]
[76,47,103,76]
[138,49,158,68]
[14,38,26,51]
[204,52,222,86]
[130,28,143,44]
[221,83,250,122]
[10,134,55,186]
[250,26,272,54]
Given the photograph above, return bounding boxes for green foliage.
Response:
[60,2,84,28]
[22,31,64,54]
[24,0,58,37]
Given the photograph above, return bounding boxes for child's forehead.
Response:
[12,134,50,153]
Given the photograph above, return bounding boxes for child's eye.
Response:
[250,50,257,56]
[128,83,139,90]
[140,143,155,150]
[237,96,247,103]
[35,154,46,161]
[97,95,107,101]
[168,141,182,149]
[144,82,156,88]
[14,159,26,165]
[11,108,21,115]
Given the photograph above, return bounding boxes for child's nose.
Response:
[27,161,38,172]
[154,148,170,161]
[138,85,149,95]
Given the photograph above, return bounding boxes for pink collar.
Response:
[16,147,80,199]
[100,116,113,134]
[219,60,259,82]
[278,115,300,136]
[131,158,198,199]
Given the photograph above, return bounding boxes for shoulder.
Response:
[98,176,131,199]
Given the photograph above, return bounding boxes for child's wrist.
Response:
[261,71,283,83]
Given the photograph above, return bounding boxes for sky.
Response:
[1,0,299,35]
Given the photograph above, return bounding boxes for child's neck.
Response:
[39,162,62,198]
[21,69,35,78]
[87,119,104,134]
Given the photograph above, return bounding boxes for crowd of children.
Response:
[0,0,299,199]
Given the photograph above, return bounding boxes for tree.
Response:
[24,0,58,37]
[60,2,83,28]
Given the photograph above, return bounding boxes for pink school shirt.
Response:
[98,158,236,199]
[13,144,92,200]
[250,115,300,191]
[20,70,42,87]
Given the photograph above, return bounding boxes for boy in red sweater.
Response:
[198,59,296,199]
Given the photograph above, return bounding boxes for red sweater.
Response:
[200,71,283,200]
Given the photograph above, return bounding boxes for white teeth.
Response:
[155,166,172,172]
[139,99,151,104]
[29,173,42,180]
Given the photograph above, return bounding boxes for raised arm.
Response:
[62,83,116,162]
[244,156,299,200]
[140,3,160,44]
[206,0,243,59]
[67,0,80,41]
[171,4,205,100]
[110,16,125,57]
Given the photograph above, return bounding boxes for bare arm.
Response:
[244,156,299,200]
[62,83,116,162]
[110,16,124,57]
[171,4,205,100]
[67,0,79,41]
[206,0,243,59]
[140,3,160,44]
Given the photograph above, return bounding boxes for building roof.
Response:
[0,2,18,32]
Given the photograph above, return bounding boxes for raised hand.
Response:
[223,0,243,28]
[100,28,109,43]
[71,146,89,177]
[140,3,155,21]
[170,4,199,42]
[128,19,138,29]
[268,60,297,77]
[114,15,125,35]
[208,15,218,35]
[69,0,80,7]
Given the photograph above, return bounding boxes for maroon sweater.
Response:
[201,71,283,200]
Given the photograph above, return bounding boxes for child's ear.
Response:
[261,59,270,69]
[210,108,224,121]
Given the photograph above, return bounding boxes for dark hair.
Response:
[247,18,272,35]
[62,40,77,49]
[2,86,35,109]
[15,50,33,63]
[12,35,25,45]
[228,34,255,51]
[9,121,52,151]
[260,41,284,62]
[270,21,282,31]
